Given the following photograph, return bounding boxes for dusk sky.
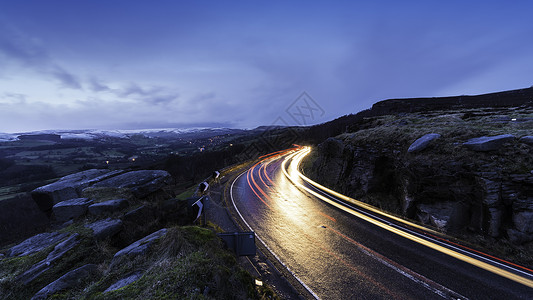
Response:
[1,1,533,133]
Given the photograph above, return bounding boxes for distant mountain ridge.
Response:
[0,128,246,142]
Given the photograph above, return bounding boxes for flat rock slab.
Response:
[104,271,143,292]
[463,134,515,152]
[90,170,172,198]
[8,232,68,257]
[17,234,80,285]
[31,169,122,212]
[408,133,441,153]
[123,205,155,224]
[53,198,93,222]
[31,264,97,300]
[112,228,167,265]
[88,199,129,215]
[519,136,533,145]
[85,218,123,240]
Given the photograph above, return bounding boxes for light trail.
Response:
[283,147,533,288]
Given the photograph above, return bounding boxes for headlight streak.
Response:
[283,147,533,288]
[293,147,533,275]
[230,153,321,300]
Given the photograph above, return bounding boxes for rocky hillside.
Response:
[305,105,532,265]
[0,169,268,299]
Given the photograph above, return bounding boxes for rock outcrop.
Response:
[88,199,129,216]
[104,271,143,293]
[31,264,98,300]
[89,170,172,198]
[17,234,80,285]
[31,169,123,212]
[8,232,68,257]
[519,135,533,145]
[53,198,93,222]
[30,169,170,215]
[408,133,441,153]
[85,218,123,240]
[111,228,167,266]
[309,131,533,244]
[463,134,515,152]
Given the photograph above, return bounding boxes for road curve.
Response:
[230,146,533,299]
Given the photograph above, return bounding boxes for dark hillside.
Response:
[299,87,533,144]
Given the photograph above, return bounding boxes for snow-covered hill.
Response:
[0,128,246,142]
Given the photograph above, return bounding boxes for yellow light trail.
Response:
[282,147,533,288]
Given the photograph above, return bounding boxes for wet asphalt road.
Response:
[229,149,533,299]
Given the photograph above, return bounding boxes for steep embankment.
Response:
[305,105,533,265]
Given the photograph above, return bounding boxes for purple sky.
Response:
[1,1,532,133]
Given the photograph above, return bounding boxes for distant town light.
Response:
[105,160,109,164]
[511,118,517,121]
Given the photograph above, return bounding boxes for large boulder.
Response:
[85,218,123,240]
[88,199,129,216]
[89,170,172,198]
[53,198,93,222]
[123,205,155,225]
[408,133,441,153]
[519,135,533,145]
[17,234,80,284]
[111,228,167,266]
[104,271,143,293]
[8,232,68,257]
[463,134,515,152]
[416,202,462,232]
[31,264,98,300]
[509,198,533,244]
[31,169,122,212]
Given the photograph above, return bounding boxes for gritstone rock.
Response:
[519,136,533,145]
[31,264,97,300]
[104,272,143,292]
[89,170,172,198]
[463,134,515,152]
[111,228,167,266]
[31,169,122,212]
[88,199,129,215]
[408,133,441,153]
[8,232,68,257]
[53,198,93,222]
[85,218,123,240]
[17,234,80,285]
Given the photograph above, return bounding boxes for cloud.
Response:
[1,92,27,104]
[51,66,82,89]
[0,21,82,90]
[88,77,111,92]
[0,22,49,68]
[114,82,179,105]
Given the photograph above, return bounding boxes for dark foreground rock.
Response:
[85,218,123,240]
[31,264,98,300]
[519,135,533,145]
[88,199,129,215]
[90,170,172,198]
[463,134,515,151]
[8,232,68,257]
[31,169,122,212]
[53,198,93,222]
[111,228,167,266]
[408,133,441,153]
[104,271,143,293]
[17,234,80,284]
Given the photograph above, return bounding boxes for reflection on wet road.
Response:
[230,147,533,299]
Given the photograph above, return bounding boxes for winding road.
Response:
[229,146,533,299]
